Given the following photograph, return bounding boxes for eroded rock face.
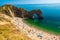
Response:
[28,10,43,20]
[0,4,43,20]
[18,8,28,18]
[0,4,29,18]
[0,4,22,18]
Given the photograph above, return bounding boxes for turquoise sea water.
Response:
[1,4,60,34]
[14,4,60,34]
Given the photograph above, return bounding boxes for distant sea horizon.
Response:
[13,4,60,33]
[0,4,60,22]
[0,4,60,34]
[0,4,60,21]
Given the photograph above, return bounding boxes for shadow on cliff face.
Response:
[18,8,28,18]
[0,4,43,20]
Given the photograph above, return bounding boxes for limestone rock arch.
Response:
[28,10,43,20]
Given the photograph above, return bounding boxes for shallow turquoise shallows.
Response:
[6,4,60,35]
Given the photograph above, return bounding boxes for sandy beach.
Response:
[11,17,60,40]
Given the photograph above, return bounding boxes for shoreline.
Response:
[24,18,60,35]
[11,17,60,40]
[24,21,60,35]
[24,20,60,40]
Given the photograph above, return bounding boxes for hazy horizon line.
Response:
[0,3,60,6]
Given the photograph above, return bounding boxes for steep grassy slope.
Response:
[0,23,32,40]
[0,4,16,17]
[0,4,29,18]
[0,17,10,22]
[0,4,32,40]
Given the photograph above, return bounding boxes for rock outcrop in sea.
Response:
[28,10,43,19]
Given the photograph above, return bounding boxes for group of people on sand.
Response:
[11,17,60,40]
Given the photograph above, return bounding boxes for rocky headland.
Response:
[0,4,60,40]
[0,4,43,19]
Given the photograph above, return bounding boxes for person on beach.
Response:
[37,33,42,39]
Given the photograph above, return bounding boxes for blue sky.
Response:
[0,0,60,4]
